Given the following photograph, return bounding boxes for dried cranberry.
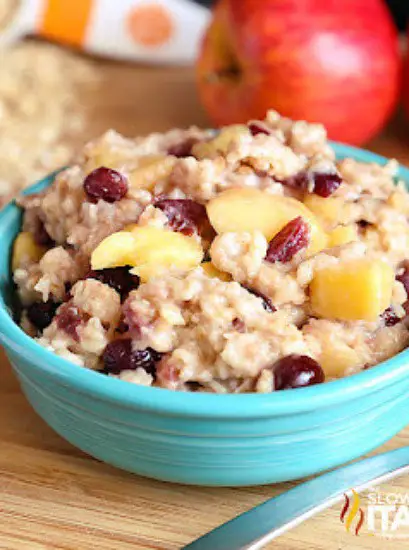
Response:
[274,355,324,390]
[56,304,83,341]
[313,173,342,197]
[149,348,163,363]
[232,318,246,332]
[63,282,73,302]
[167,137,198,158]
[85,266,140,302]
[34,220,55,247]
[27,300,60,331]
[242,286,276,313]
[382,307,401,327]
[84,167,128,203]
[155,198,214,238]
[276,172,310,191]
[279,171,342,197]
[248,122,271,136]
[397,264,409,297]
[202,250,211,263]
[102,338,162,376]
[115,320,129,334]
[358,220,371,229]
[266,217,310,263]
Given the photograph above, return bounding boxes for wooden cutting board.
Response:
[1,59,409,550]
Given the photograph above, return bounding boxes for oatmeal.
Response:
[0,41,98,205]
[11,111,409,393]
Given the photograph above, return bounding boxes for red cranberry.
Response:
[397,264,409,297]
[232,318,246,332]
[274,355,324,390]
[27,300,60,331]
[155,198,214,238]
[102,338,162,376]
[84,167,128,203]
[278,171,342,197]
[358,220,372,229]
[63,282,73,301]
[242,286,276,313]
[85,266,140,302]
[275,172,309,191]
[266,217,310,263]
[382,307,401,327]
[248,122,271,136]
[313,173,342,198]
[167,137,198,158]
[115,319,129,334]
[56,304,83,341]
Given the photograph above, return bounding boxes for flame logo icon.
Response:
[340,489,365,536]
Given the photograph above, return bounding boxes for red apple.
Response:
[403,28,409,121]
[196,0,401,145]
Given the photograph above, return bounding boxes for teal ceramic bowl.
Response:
[1,144,409,487]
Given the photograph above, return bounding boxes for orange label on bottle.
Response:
[39,0,94,47]
[126,3,174,48]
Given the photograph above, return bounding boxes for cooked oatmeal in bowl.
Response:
[11,111,409,394]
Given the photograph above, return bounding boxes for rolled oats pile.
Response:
[11,111,409,393]
[0,41,98,205]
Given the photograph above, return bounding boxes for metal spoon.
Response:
[183,446,409,550]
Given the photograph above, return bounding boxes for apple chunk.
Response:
[327,225,358,248]
[206,188,327,256]
[310,258,394,322]
[12,232,47,271]
[320,344,361,378]
[91,227,203,282]
[303,195,345,225]
[193,125,250,158]
[90,232,137,271]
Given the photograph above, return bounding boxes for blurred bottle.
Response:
[0,0,210,65]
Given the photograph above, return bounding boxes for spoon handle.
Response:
[183,447,409,550]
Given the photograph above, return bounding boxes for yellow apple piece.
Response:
[91,227,203,282]
[206,188,327,256]
[12,232,47,271]
[201,261,231,281]
[85,151,126,174]
[319,344,361,379]
[310,258,394,322]
[193,125,249,158]
[129,227,204,282]
[91,232,138,270]
[303,194,345,225]
[327,225,358,248]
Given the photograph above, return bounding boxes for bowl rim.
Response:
[1,143,409,419]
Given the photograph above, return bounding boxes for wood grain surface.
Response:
[2,59,409,550]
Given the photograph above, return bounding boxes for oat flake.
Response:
[0,40,99,205]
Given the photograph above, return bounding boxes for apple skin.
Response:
[196,0,401,145]
[403,27,409,121]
